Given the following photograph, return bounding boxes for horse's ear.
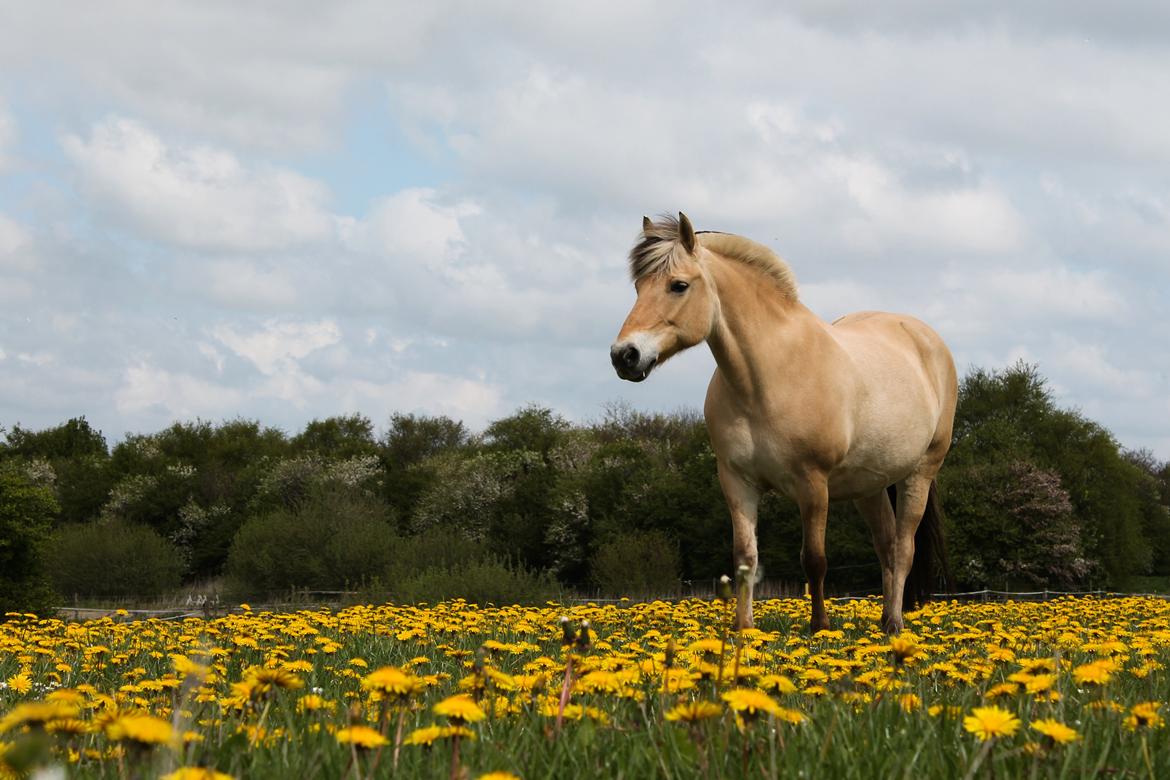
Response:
[642,216,653,232]
[678,212,696,253]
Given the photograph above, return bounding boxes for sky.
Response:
[1,2,1168,458]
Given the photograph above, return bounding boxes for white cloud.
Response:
[0,214,34,271]
[0,3,445,152]
[344,188,478,269]
[62,117,337,251]
[981,266,1124,319]
[0,99,14,171]
[331,372,506,429]
[115,362,243,418]
[211,319,341,375]
[202,259,301,309]
[1049,338,1156,398]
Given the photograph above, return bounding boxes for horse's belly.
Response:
[826,426,934,500]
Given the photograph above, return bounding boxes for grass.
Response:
[1,595,1167,779]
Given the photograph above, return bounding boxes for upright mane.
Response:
[628,215,798,301]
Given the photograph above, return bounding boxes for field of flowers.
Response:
[1,594,1167,779]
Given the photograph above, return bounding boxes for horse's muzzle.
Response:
[610,342,657,382]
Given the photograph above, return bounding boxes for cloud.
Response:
[0,99,14,171]
[0,2,445,152]
[211,319,341,376]
[0,214,34,271]
[115,362,244,419]
[62,117,337,251]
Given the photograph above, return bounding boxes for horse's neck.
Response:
[705,256,841,405]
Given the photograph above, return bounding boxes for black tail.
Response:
[898,480,954,610]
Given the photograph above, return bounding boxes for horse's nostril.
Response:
[622,345,640,368]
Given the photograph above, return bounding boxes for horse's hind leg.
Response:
[717,462,761,629]
[854,490,896,629]
[885,474,934,634]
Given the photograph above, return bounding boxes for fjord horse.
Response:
[611,214,956,634]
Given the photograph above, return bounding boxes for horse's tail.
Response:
[903,480,954,610]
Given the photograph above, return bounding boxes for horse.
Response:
[610,213,956,634]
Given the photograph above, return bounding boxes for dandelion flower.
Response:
[1124,702,1165,731]
[963,706,1021,741]
[0,701,80,733]
[1072,661,1112,686]
[664,701,723,723]
[433,694,486,724]
[362,666,423,698]
[335,725,388,749]
[4,673,32,696]
[160,769,236,780]
[722,689,782,720]
[105,713,175,747]
[242,666,303,693]
[1031,719,1080,745]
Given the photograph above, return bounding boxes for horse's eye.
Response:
[669,280,690,294]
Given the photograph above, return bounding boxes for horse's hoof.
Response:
[882,617,904,635]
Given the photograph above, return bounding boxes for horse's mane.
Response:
[628,215,798,301]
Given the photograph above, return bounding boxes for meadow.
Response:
[1,595,1167,779]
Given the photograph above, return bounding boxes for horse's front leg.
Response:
[797,475,831,633]
[717,463,760,630]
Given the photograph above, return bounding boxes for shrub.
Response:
[392,557,558,605]
[226,485,397,594]
[590,529,682,597]
[45,519,183,600]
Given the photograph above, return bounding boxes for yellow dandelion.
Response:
[335,725,388,749]
[105,713,175,747]
[0,701,80,733]
[757,674,798,694]
[1031,719,1080,745]
[242,666,303,693]
[664,700,723,723]
[404,724,474,746]
[160,769,236,780]
[478,773,521,780]
[5,673,32,696]
[433,694,486,724]
[1024,674,1056,695]
[722,688,782,720]
[362,666,424,698]
[1072,661,1112,686]
[1124,702,1165,731]
[889,636,920,664]
[963,706,1021,741]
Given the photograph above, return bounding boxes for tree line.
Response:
[2,361,1168,614]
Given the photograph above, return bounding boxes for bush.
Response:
[391,557,558,605]
[226,485,397,594]
[0,461,58,615]
[45,520,183,600]
[590,529,681,597]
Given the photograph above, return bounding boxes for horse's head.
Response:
[611,212,717,382]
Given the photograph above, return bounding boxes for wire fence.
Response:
[48,586,1169,622]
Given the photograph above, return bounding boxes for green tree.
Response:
[380,413,468,528]
[292,414,377,459]
[0,460,58,615]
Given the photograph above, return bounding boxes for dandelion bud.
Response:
[560,616,577,646]
[717,575,733,603]
[576,620,592,652]
[664,637,677,669]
